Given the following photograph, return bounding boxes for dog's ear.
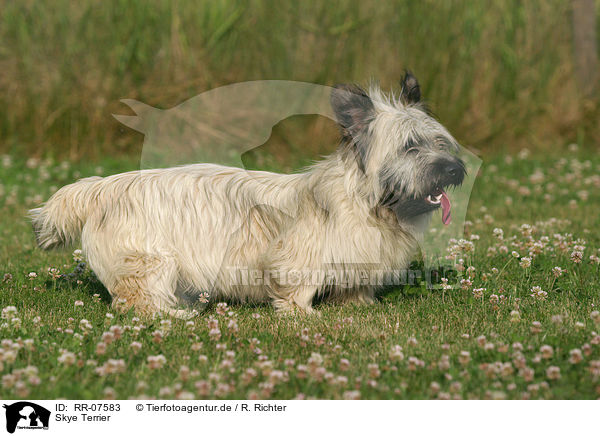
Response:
[400,71,421,104]
[330,84,375,139]
[330,84,375,172]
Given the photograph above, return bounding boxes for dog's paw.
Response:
[276,306,320,317]
[273,303,319,317]
[166,308,198,320]
[301,305,321,316]
[334,293,376,306]
[350,297,376,306]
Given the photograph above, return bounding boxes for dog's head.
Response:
[331,72,466,225]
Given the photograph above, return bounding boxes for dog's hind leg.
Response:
[271,286,317,314]
[270,284,320,315]
[104,252,192,319]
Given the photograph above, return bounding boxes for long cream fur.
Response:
[30,82,462,318]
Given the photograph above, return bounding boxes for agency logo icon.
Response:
[2,402,50,434]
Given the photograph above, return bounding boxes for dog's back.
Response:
[30,164,301,249]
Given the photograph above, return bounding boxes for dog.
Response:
[30,72,465,318]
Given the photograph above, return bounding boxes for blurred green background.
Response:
[1,0,599,161]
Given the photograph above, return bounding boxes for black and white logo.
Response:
[3,402,50,434]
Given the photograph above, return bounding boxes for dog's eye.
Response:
[403,137,420,154]
[434,137,450,149]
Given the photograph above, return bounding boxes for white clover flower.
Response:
[208,328,221,341]
[458,351,471,366]
[570,251,583,263]
[198,292,210,304]
[540,345,553,359]
[308,352,323,368]
[472,288,484,299]
[407,356,424,371]
[458,239,475,253]
[546,366,561,380]
[461,279,473,290]
[367,363,381,378]
[510,310,521,322]
[48,267,61,279]
[147,354,167,369]
[530,286,548,300]
[382,347,403,366]
[519,223,533,237]
[79,319,93,331]
[343,390,361,400]
[57,350,76,366]
[466,266,476,277]
[1,155,12,168]
[519,257,532,268]
[72,249,84,262]
[569,349,583,364]
[10,318,21,329]
[1,306,17,320]
[531,321,543,333]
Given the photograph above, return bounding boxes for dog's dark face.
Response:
[331,72,466,225]
[378,130,466,225]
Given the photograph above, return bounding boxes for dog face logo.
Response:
[3,402,50,434]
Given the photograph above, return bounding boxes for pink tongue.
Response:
[440,191,452,225]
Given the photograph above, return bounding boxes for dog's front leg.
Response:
[260,214,325,314]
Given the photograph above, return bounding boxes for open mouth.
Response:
[425,187,452,225]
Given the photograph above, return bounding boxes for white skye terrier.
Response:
[31,73,465,318]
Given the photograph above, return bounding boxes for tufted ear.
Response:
[330,84,375,139]
[400,71,421,104]
[330,84,375,172]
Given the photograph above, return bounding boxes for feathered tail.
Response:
[29,176,103,249]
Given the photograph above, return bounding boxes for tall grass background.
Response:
[1,0,599,160]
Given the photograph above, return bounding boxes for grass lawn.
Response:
[1,147,599,399]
